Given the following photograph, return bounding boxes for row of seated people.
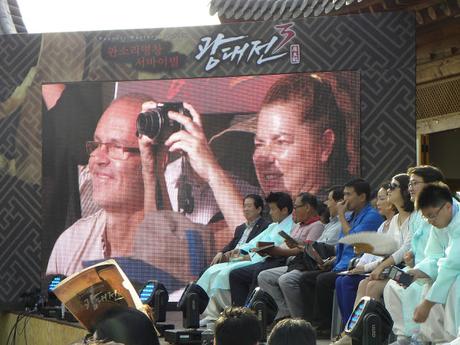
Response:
[196,165,460,345]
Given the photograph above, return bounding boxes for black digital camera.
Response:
[136,102,191,141]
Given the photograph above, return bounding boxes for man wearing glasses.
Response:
[386,183,460,344]
[46,95,208,291]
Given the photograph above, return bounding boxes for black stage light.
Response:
[164,283,209,345]
[46,274,66,307]
[245,287,278,342]
[177,282,209,329]
[39,275,67,319]
[344,297,393,345]
[139,280,169,322]
[138,280,174,336]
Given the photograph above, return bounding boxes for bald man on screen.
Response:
[46,94,210,291]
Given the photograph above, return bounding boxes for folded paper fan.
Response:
[339,232,398,256]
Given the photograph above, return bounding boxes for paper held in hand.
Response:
[338,231,398,256]
[52,259,145,332]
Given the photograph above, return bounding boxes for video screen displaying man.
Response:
[43,71,359,296]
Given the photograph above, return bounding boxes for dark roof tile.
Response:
[210,0,366,21]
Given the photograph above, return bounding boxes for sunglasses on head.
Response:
[388,182,400,190]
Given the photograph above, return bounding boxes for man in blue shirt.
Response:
[299,178,383,336]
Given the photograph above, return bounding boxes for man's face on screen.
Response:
[89,98,144,211]
[253,101,321,196]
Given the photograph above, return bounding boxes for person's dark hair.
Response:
[244,194,264,212]
[214,307,261,345]
[262,74,349,185]
[327,185,344,202]
[407,165,446,183]
[393,174,414,213]
[297,192,319,212]
[267,318,316,345]
[317,203,330,224]
[369,189,378,202]
[344,178,371,202]
[417,183,452,210]
[266,192,293,214]
[93,307,160,345]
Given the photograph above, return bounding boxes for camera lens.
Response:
[136,110,163,140]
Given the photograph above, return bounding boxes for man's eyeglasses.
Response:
[293,204,306,210]
[422,202,446,222]
[387,182,400,191]
[86,141,140,160]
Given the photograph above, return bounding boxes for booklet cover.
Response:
[53,259,145,332]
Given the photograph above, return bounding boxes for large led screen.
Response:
[43,71,359,296]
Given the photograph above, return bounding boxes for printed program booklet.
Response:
[52,259,145,331]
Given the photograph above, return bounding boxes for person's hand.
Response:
[210,252,225,265]
[337,200,348,216]
[404,251,415,268]
[285,238,298,249]
[260,246,277,257]
[413,299,435,323]
[369,266,385,280]
[138,134,157,212]
[406,269,430,279]
[319,256,336,271]
[164,103,220,182]
[349,265,366,275]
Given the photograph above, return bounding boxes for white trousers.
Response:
[384,279,460,343]
[201,289,232,323]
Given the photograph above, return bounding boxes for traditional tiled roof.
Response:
[0,0,27,33]
[209,0,460,26]
[209,0,366,21]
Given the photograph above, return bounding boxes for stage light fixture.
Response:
[245,287,278,342]
[164,283,209,345]
[344,297,393,345]
[139,280,169,323]
[46,274,66,306]
[177,282,209,329]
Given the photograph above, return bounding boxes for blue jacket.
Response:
[333,203,383,272]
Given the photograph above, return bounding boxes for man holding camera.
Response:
[47,94,210,291]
